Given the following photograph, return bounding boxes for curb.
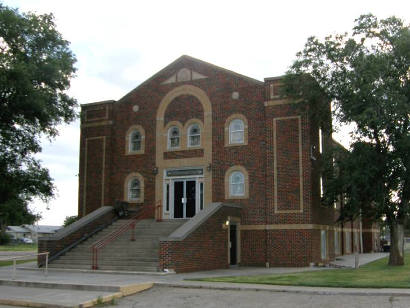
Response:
[0,282,153,308]
[16,266,174,276]
[154,282,410,297]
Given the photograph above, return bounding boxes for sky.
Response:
[3,0,409,226]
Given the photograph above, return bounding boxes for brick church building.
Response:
[40,56,380,272]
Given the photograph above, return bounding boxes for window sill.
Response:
[225,142,248,147]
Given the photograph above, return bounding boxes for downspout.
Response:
[264,86,269,268]
[359,210,363,253]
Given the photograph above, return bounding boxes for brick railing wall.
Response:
[159,203,241,273]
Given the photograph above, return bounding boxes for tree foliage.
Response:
[0,4,77,230]
[63,215,78,227]
[284,14,409,265]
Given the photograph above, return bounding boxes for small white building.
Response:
[6,225,61,243]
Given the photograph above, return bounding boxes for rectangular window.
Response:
[165,183,170,212]
[321,230,327,260]
[200,182,204,210]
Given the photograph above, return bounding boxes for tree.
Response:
[284,14,409,265]
[0,5,77,233]
[63,215,78,227]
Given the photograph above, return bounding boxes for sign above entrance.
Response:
[166,168,203,177]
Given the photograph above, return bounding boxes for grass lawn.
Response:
[194,253,410,288]
[0,244,37,251]
[0,259,36,267]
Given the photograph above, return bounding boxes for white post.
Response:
[12,259,16,280]
[45,253,48,277]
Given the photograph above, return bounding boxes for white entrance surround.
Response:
[163,167,204,219]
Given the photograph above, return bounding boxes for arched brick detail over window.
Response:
[184,118,203,148]
[164,121,183,150]
[224,114,248,147]
[225,165,249,199]
[125,125,145,155]
[164,95,204,126]
[124,172,144,203]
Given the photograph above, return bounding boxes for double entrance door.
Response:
[173,179,196,218]
[166,177,204,219]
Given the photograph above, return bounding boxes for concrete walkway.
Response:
[0,252,402,307]
[330,252,388,268]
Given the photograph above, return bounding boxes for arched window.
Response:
[229,119,245,144]
[128,178,140,201]
[126,125,145,155]
[229,171,245,196]
[188,123,201,147]
[168,126,180,149]
[129,130,141,152]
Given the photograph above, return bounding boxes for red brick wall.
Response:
[164,95,204,125]
[241,230,266,266]
[164,149,204,160]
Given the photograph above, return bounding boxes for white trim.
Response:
[167,126,180,150]
[229,119,244,144]
[187,123,201,147]
[229,171,245,197]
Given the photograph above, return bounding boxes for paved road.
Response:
[112,286,410,308]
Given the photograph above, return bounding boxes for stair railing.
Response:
[90,202,160,270]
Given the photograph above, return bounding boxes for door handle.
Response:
[181,197,186,204]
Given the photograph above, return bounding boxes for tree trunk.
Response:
[388,222,405,266]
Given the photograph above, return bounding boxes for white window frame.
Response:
[129,130,141,152]
[320,176,324,198]
[319,127,323,153]
[128,178,140,201]
[187,123,201,147]
[229,119,244,144]
[229,171,245,197]
[168,126,180,150]
[321,230,327,260]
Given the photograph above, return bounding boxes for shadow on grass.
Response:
[191,253,410,289]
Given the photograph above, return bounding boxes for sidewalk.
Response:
[0,252,404,308]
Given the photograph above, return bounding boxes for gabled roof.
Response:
[119,55,263,102]
[6,226,29,233]
[23,225,62,234]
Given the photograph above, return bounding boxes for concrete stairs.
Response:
[48,219,185,272]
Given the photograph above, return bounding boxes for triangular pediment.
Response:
[162,67,208,85]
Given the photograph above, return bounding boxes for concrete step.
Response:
[49,218,187,272]
[48,263,159,272]
[51,259,158,267]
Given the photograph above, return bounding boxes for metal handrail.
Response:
[90,202,160,270]
[0,252,50,280]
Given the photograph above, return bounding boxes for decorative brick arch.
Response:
[155,85,213,219]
